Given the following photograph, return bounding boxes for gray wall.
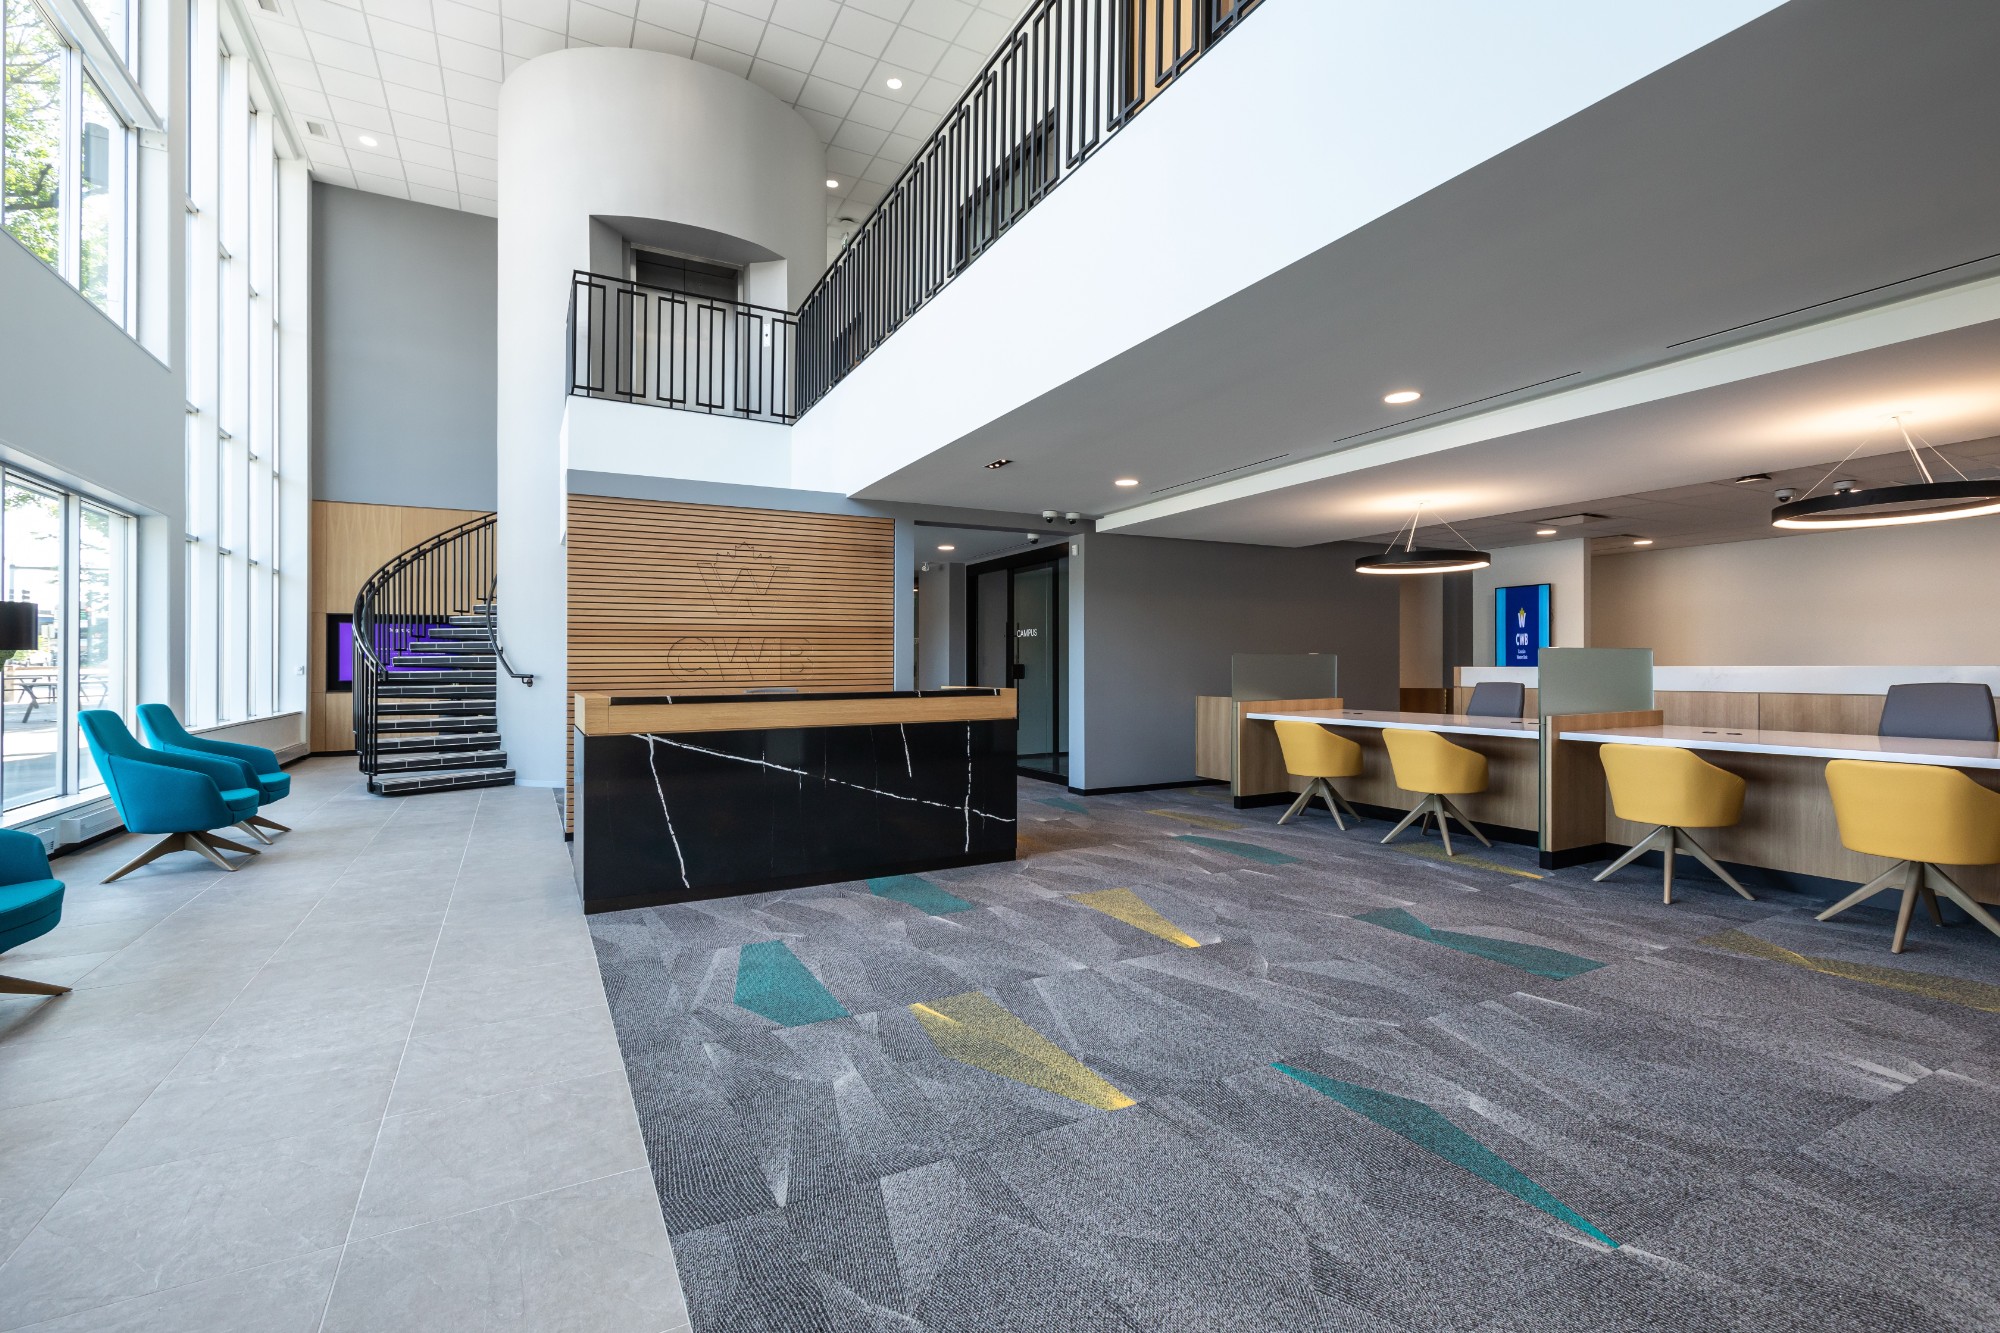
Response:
[1070,533,1400,791]
[312,183,497,511]
[915,561,967,689]
[0,232,186,713]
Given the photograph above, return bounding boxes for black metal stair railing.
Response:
[352,515,497,778]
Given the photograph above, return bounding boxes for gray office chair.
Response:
[1465,681,1526,718]
[1878,682,1997,744]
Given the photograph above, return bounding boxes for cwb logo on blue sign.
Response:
[1494,584,1551,667]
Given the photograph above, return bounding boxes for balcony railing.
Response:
[568,272,800,424]
[795,0,1266,414]
[564,1,1265,426]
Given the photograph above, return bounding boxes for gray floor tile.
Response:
[386,1003,624,1117]
[0,1120,374,1329]
[409,956,610,1038]
[323,1169,685,1333]
[0,1085,152,1264]
[84,1038,405,1179]
[6,1247,341,1333]
[0,969,251,1049]
[0,1032,196,1114]
[349,1071,648,1241]
[170,971,425,1081]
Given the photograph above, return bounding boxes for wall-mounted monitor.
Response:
[1494,584,1552,667]
[325,614,354,693]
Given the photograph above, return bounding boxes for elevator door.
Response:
[1010,558,1066,779]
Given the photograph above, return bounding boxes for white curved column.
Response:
[496,48,824,785]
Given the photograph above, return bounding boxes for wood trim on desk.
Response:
[576,690,1016,736]
[1543,710,1664,855]
[1233,698,1342,800]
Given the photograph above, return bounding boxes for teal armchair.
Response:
[137,703,291,843]
[0,828,67,997]
[78,710,264,881]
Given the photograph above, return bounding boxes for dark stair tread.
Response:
[374,750,510,773]
[371,769,516,795]
[376,716,498,733]
[376,733,501,752]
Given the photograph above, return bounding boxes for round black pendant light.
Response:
[1355,504,1491,575]
[1772,416,2000,530]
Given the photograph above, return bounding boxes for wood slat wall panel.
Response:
[565,494,897,826]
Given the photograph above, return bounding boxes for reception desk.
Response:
[1238,708,1541,837]
[1554,721,2000,903]
[573,688,1017,913]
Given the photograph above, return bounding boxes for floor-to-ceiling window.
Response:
[183,0,293,729]
[1,0,151,327]
[1,469,134,812]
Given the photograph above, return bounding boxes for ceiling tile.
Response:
[755,21,818,71]
[378,51,446,90]
[443,67,503,104]
[768,0,836,39]
[433,0,503,45]
[501,0,567,31]
[746,59,808,101]
[810,40,872,87]
[400,137,458,167]
[405,162,460,188]
[631,21,696,55]
[502,18,566,55]
[436,33,505,75]
[319,68,390,105]
[826,7,893,57]
[328,96,397,130]
[407,183,463,207]
[448,99,500,133]
[698,5,764,53]
[367,17,440,60]
[295,0,373,43]
[570,0,636,45]
[455,152,499,179]
[392,111,455,145]
[693,40,754,76]
[900,0,970,42]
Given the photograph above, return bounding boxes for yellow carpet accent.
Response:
[910,992,1136,1111]
[1070,888,1201,948]
[1146,808,1243,831]
[1702,928,2000,1013]
[1387,841,1544,879]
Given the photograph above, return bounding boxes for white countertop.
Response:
[1459,664,2000,695]
[1247,709,1540,741]
[1557,724,2000,771]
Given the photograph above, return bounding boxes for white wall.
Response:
[560,397,792,493]
[496,48,825,784]
[1473,539,1589,666]
[791,0,1782,497]
[1592,521,2000,665]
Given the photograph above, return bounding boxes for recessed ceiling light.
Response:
[1632,538,1654,546]
[1734,473,1771,484]
[826,178,840,189]
[1114,477,1139,487]
[937,543,955,551]
[1535,528,1558,536]
[885,77,903,90]
[1383,389,1422,405]
[358,135,378,147]
[985,458,1011,469]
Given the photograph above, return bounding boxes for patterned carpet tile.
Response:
[591,781,2000,1333]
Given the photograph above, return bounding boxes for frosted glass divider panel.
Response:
[1536,648,1655,857]
[1231,653,1337,702]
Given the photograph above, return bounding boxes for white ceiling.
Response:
[252,0,1028,253]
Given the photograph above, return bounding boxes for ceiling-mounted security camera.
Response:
[1832,478,1861,495]
[1063,512,1080,524]
[919,561,933,573]
[1773,487,1797,503]
[1041,510,1058,523]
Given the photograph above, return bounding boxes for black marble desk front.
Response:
[573,690,1017,913]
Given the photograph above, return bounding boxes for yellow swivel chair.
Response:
[1821,759,2000,954]
[1273,721,1364,829]
[1595,744,1751,904]
[1381,729,1489,856]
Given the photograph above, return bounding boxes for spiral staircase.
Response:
[352,515,532,795]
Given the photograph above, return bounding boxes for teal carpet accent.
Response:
[868,874,973,915]
[1036,796,1088,813]
[1273,1061,1618,1248]
[734,940,850,1026]
[1172,833,1299,864]
[1357,906,1607,980]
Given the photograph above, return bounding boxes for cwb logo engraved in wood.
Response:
[697,543,779,610]
[665,637,816,680]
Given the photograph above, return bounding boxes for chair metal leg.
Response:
[1920,885,1945,926]
[1435,798,1454,857]
[1278,787,1314,826]
[1330,787,1362,823]
[1594,827,1664,883]
[198,832,261,857]
[104,833,196,883]
[0,973,70,996]
[1312,780,1348,831]
[1923,866,2000,943]
[1891,864,1921,953]
[1381,799,1431,846]
[246,815,290,833]
[236,820,276,846]
[1662,837,1676,905]
[1439,797,1491,849]
[1817,862,1910,922]
[1676,829,1754,901]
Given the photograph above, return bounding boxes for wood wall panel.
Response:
[565,494,897,824]
[309,500,491,753]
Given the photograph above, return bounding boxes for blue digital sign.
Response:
[1495,584,1551,667]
